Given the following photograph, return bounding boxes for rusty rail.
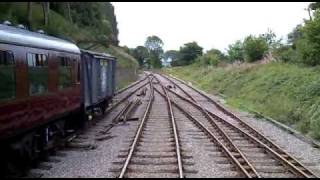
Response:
[115,73,151,95]
[153,85,252,178]
[154,77,184,178]
[105,80,149,115]
[118,76,155,178]
[152,75,257,178]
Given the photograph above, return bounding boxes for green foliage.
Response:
[295,10,320,66]
[227,40,244,62]
[145,36,164,51]
[131,46,149,67]
[0,2,118,47]
[196,52,220,66]
[195,48,226,66]
[309,2,320,11]
[177,42,203,66]
[164,63,320,140]
[144,35,164,69]
[260,28,276,47]
[242,35,269,62]
[164,50,179,67]
[288,24,303,48]
[273,45,297,63]
[206,49,227,61]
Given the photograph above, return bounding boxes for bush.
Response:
[296,37,320,66]
[196,53,220,66]
[295,10,320,66]
[227,40,244,62]
[273,45,297,63]
[243,35,269,62]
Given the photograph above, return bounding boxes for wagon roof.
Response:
[0,24,80,54]
[81,49,116,60]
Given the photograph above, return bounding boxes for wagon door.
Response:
[81,53,99,110]
[99,59,108,99]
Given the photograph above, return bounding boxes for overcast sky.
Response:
[112,2,311,52]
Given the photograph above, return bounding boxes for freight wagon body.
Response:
[80,50,117,116]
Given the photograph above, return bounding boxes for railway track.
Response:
[117,76,184,178]
[18,75,152,178]
[155,73,318,178]
[23,72,318,178]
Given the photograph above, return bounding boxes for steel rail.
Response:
[153,77,185,178]
[165,83,318,178]
[153,86,251,178]
[152,74,260,178]
[154,73,196,102]
[118,76,155,178]
[105,80,149,115]
[152,75,255,177]
[115,73,151,95]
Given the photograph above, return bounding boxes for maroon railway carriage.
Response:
[0,23,117,175]
[0,23,83,172]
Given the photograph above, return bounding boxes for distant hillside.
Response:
[0,2,140,88]
[0,2,118,45]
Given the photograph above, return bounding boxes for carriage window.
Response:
[58,57,72,90]
[77,61,80,83]
[0,50,15,101]
[27,53,48,95]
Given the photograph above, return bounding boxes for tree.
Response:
[288,24,303,48]
[178,42,203,66]
[206,48,227,61]
[163,50,179,67]
[27,2,33,29]
[296,10,320,66]
[145,36,164,52]
[132,46,149,67]
[66,2,72,23]
[196,51,220,66]
[144,35,164,68]
[309,2,320,10]
[260,28,276,46]
[242,35,269,62]
[42,2,50,25]
[227,40,244,62]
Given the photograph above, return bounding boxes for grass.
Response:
[164,62,320,140]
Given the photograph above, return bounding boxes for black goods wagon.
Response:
[80,49,116,119]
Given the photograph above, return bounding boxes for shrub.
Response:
[243,35,269,62]
[273,45,297,63]
[196,52,220,66]
[227,40,244,62]
[296,10,320,66]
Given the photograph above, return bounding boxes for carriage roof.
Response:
[0,24,80,54]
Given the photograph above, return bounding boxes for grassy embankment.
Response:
[164,62,320,140]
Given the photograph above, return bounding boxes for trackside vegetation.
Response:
[164,63,320,140]
[162,3,320,140]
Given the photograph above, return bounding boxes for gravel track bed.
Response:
[27,76,150,178]
[26,73,320,178]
